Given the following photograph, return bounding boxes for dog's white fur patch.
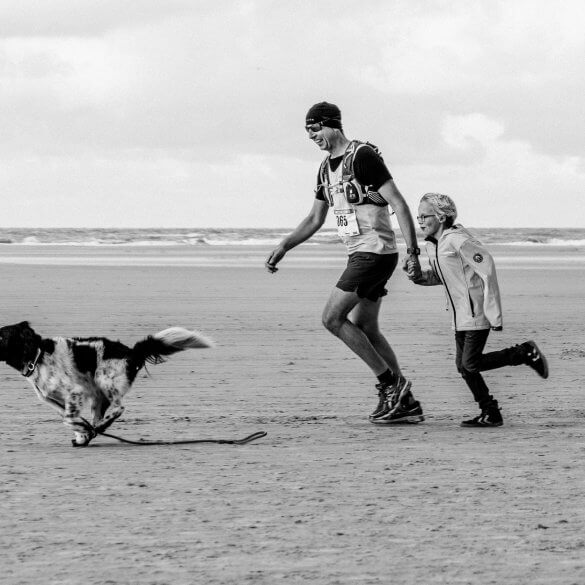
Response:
[154,327,215,349]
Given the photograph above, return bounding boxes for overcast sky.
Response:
[1,0,583,228]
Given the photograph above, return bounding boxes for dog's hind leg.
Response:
[95,407,124,434]
[90,391,111,428]
[93,371,129,434]
[94,401,125,434]
[93,388,125,434]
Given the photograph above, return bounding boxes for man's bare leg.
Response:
[321,288,389,375]
[348,297,402,378]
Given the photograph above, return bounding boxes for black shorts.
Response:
[336,252,398,301]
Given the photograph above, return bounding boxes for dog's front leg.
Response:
[63,387,94,447]
[31,383,67,417]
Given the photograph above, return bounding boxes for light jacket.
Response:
[416,225,503,331]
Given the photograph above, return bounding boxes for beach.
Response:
[1,243,584,585]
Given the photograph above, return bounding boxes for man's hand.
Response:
[265,247,286,273]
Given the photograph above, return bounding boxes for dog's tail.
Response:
[131,327,215,368]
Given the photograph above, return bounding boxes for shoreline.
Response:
[0,242,583,267]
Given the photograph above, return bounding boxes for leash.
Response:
[29,371,266,446]
[77,416,266,446]
[96,429,267,446]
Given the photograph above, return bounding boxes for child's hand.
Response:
[403,257,423,282]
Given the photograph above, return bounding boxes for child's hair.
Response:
[420,193,458,227]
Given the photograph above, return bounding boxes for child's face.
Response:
[417,201,444,239]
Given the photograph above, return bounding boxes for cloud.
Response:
[0,0,193,37]
[395,112,585,227]
[0,1,582,227]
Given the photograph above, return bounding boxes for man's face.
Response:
[305,122,333,151]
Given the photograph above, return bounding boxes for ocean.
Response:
[0,227,584,247]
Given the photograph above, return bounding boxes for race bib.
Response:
[335,208,360,237]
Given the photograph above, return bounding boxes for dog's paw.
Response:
[71,432,93,447]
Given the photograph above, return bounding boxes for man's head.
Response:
[305,102,344,151]
[305,102,342,130]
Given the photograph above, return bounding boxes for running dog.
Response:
[0,321,214,447]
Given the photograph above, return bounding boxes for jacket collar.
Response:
[424,224,461,245]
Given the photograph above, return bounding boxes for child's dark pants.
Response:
[455,329,525,409]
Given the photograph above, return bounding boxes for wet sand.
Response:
[1,243,584,584]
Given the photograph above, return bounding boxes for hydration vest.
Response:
[317,140,388,207]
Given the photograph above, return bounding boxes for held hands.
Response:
[402,255,423,283]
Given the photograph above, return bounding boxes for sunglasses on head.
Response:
[305,122,325,133]
[305,118,339,133]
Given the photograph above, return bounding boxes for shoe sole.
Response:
[369,410,388,421]
[460,421,503,427]
[527,340,549,379]
[371,413,425,425]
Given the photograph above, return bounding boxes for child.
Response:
[406,193,548,427]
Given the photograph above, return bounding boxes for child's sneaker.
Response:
[461,400,503,427]
[521,341,549,379]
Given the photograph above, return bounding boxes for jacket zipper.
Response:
[468,293,475,317]
[433,244,457,323]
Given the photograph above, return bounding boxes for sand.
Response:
[1,243,584,585]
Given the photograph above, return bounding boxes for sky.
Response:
[0,0,583,228]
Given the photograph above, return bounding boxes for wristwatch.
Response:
[406,247,421,256]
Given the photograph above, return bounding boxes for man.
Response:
[265,101,424,424]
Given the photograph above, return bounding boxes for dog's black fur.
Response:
[0,321,213,446]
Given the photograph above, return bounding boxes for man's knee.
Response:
[322,310,343,335]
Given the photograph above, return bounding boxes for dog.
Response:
[0,321,214,446]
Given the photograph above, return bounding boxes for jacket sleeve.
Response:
[414,267,443,286]
[459,239,503,329]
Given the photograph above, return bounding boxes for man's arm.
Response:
[378,179,422,276]
[265,198,329,272]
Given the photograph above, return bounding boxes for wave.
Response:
[493,238,585,247]
[0,227,583,247]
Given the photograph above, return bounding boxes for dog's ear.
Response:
[19,323,39,352]
[0,322,40,370]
